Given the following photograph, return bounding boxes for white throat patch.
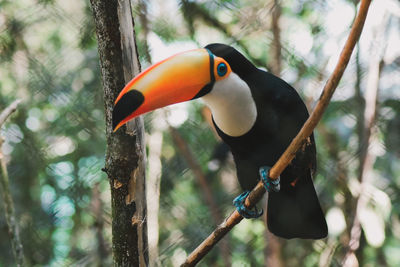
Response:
[202,72,257,137]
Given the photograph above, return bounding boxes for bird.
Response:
[112,43,328,239]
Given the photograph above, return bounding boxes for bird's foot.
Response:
[259,166,280,192]
[233,191,263,219]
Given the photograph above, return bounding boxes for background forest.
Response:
[1,0,400,266]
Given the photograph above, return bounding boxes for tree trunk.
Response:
[90,0,148,266]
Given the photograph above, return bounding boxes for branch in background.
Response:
[168,126,232,266]
[138,0,152,64]
[0,100,21,126]
[317,125,353,266]
[201,106,220,140]
[0,99,25,267]
[169,127,222,223]
[265,1,284,266]
[354,43,365,145]
[343,9,389,266]
[146,112,164,267]
[136,3,161,263]
[181,0,372,265]
[269,0,282,75]
[264,222,283,267]
[91,183,109,266]
[180,0,266,68]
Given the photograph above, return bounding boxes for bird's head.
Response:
[112,43,256,132]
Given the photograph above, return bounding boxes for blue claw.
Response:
[259,166,280,192]
[233,191,263,219]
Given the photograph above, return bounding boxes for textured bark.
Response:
[90,0,148,266]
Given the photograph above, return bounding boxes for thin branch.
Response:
[269,0,282,75]
[181,0,372,265]
[137,0,152,64]
[265,2,284,266]
[0,99,22,127]
[91,183,109,266]
[168,126,232,266]
[147,112,163,267]
[169,126,222,223]
[0,99,25,267]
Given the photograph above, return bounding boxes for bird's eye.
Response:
[217,63,227,77]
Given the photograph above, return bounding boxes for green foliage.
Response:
[1,0,399,266]
[153,18,181,43]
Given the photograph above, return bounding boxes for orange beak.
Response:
[112,48,216,132]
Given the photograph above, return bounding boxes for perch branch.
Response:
[0,99,25,267]
[181,0,372,265]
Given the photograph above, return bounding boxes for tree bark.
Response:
[90,0,148,266]
[146,111,164,267]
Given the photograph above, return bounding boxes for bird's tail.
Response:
[267,171,328,239]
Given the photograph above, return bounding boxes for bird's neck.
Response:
[202,73,257,137]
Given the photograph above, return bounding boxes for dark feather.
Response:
[208,43,327,239]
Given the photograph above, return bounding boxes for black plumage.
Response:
[206,44,327,239]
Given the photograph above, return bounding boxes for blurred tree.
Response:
[0,100,25,266]
[1,0,109,265]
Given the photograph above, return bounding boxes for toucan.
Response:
[112,43,328,239]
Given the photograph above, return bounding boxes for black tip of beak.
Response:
[112,90,145,131]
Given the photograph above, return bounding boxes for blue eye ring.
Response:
[217,62,227,77]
